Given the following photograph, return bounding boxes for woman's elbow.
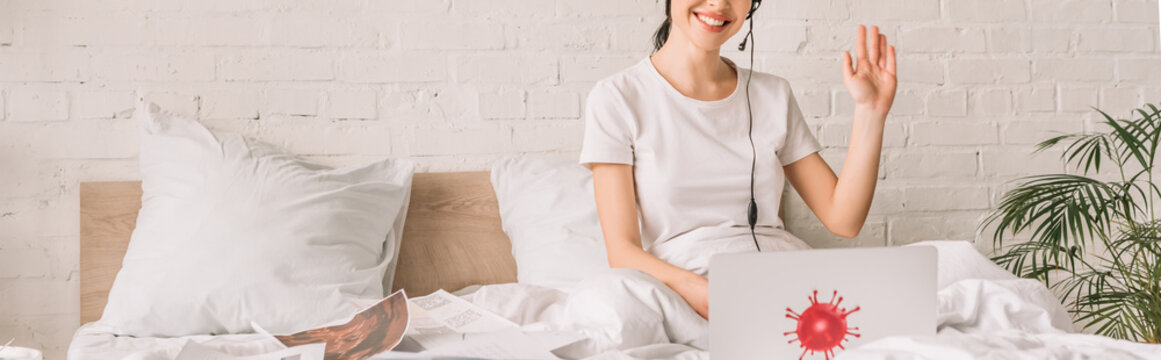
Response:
[820,210,867,239]
[832,228,860,239]
[825,222,862,239]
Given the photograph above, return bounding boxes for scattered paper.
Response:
[405,289,520,350]
[400,290,560,358]
[408,289,519,333]
[229,289,577,359]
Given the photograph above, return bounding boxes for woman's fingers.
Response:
[852,25,895,76]
[878,34,888,69]
[843,51,855,79]
[887,45,897,75]
[855,25,867,66]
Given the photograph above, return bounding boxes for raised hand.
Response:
[843,25,898,116]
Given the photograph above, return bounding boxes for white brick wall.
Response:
[0,0,1158,357]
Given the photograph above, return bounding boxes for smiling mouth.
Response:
[695,13,731,28]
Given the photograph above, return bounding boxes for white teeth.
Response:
[697,14,726,27]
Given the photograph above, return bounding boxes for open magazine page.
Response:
[407,289,519,336]
[254,290,410,360]
[403,290,559,358]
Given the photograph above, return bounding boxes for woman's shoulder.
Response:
[588,58,655,98]
[744,68,794,92]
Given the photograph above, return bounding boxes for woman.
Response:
[577,0,897,321]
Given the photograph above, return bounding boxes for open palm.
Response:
[843,25,897,115]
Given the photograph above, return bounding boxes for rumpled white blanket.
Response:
[459,241,1161,359]
[69,241,1161,359]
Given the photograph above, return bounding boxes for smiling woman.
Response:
[581,0,897,322]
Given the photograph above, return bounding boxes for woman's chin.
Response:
[684,29,739,52]
[688,37,732,53]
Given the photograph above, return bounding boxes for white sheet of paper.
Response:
[174,341,325,360]
[405,289,525,351]
[402,289,581,358]
[407,289,519,334]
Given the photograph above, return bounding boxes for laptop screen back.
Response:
[709,246,937,360]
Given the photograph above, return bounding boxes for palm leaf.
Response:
[986,175,1123,256]
[1096,108,1150,170]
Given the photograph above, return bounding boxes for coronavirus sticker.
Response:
[784,290,861,360]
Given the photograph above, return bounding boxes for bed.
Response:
[72,172,526,359]
[79,171,515,324]
[71,173,1161,360]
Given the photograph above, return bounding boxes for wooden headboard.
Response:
[79,172,517,325]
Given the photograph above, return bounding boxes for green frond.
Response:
[1058,133,1111,174]
[1096,108,1150,170]
[985,175,1124,255]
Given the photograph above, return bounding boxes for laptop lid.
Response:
[709,246,937,360]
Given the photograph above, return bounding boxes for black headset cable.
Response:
[743,18,760,252]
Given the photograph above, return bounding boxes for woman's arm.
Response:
[784,25,897,238]
[590,163,710,319]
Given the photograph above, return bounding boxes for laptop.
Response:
[709,246,937,360]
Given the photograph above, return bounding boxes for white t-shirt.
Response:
[578,57,822,275]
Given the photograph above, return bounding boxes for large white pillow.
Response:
[98,101,415,337]
[491,156,609,290]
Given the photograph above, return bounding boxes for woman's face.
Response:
[668,0,752,52]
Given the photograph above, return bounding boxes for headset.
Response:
[741,0,763,252]
[739,0,761,50]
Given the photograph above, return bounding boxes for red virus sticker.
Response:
[784,290,861,360]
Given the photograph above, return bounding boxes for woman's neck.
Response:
[650,35,737,101]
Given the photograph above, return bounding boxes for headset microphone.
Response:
[738,0,759,51]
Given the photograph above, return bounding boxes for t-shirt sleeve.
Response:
[578,81,635,169]
[777,86,823,165]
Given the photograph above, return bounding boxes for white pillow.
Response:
[98,101,415,337]
[491,156,609,290]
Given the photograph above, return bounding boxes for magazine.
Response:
[258,290,411,360]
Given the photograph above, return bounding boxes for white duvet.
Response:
[69,241,1161,359]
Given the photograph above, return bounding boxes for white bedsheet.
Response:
[460,241,1161,359]
[69,241,1161,359]
[69,323,279,360]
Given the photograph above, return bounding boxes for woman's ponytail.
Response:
[652,0,672,52]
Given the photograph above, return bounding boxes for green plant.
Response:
[983,103,1161,343]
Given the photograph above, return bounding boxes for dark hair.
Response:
[652,0,672,52]
[652,0,761,52]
